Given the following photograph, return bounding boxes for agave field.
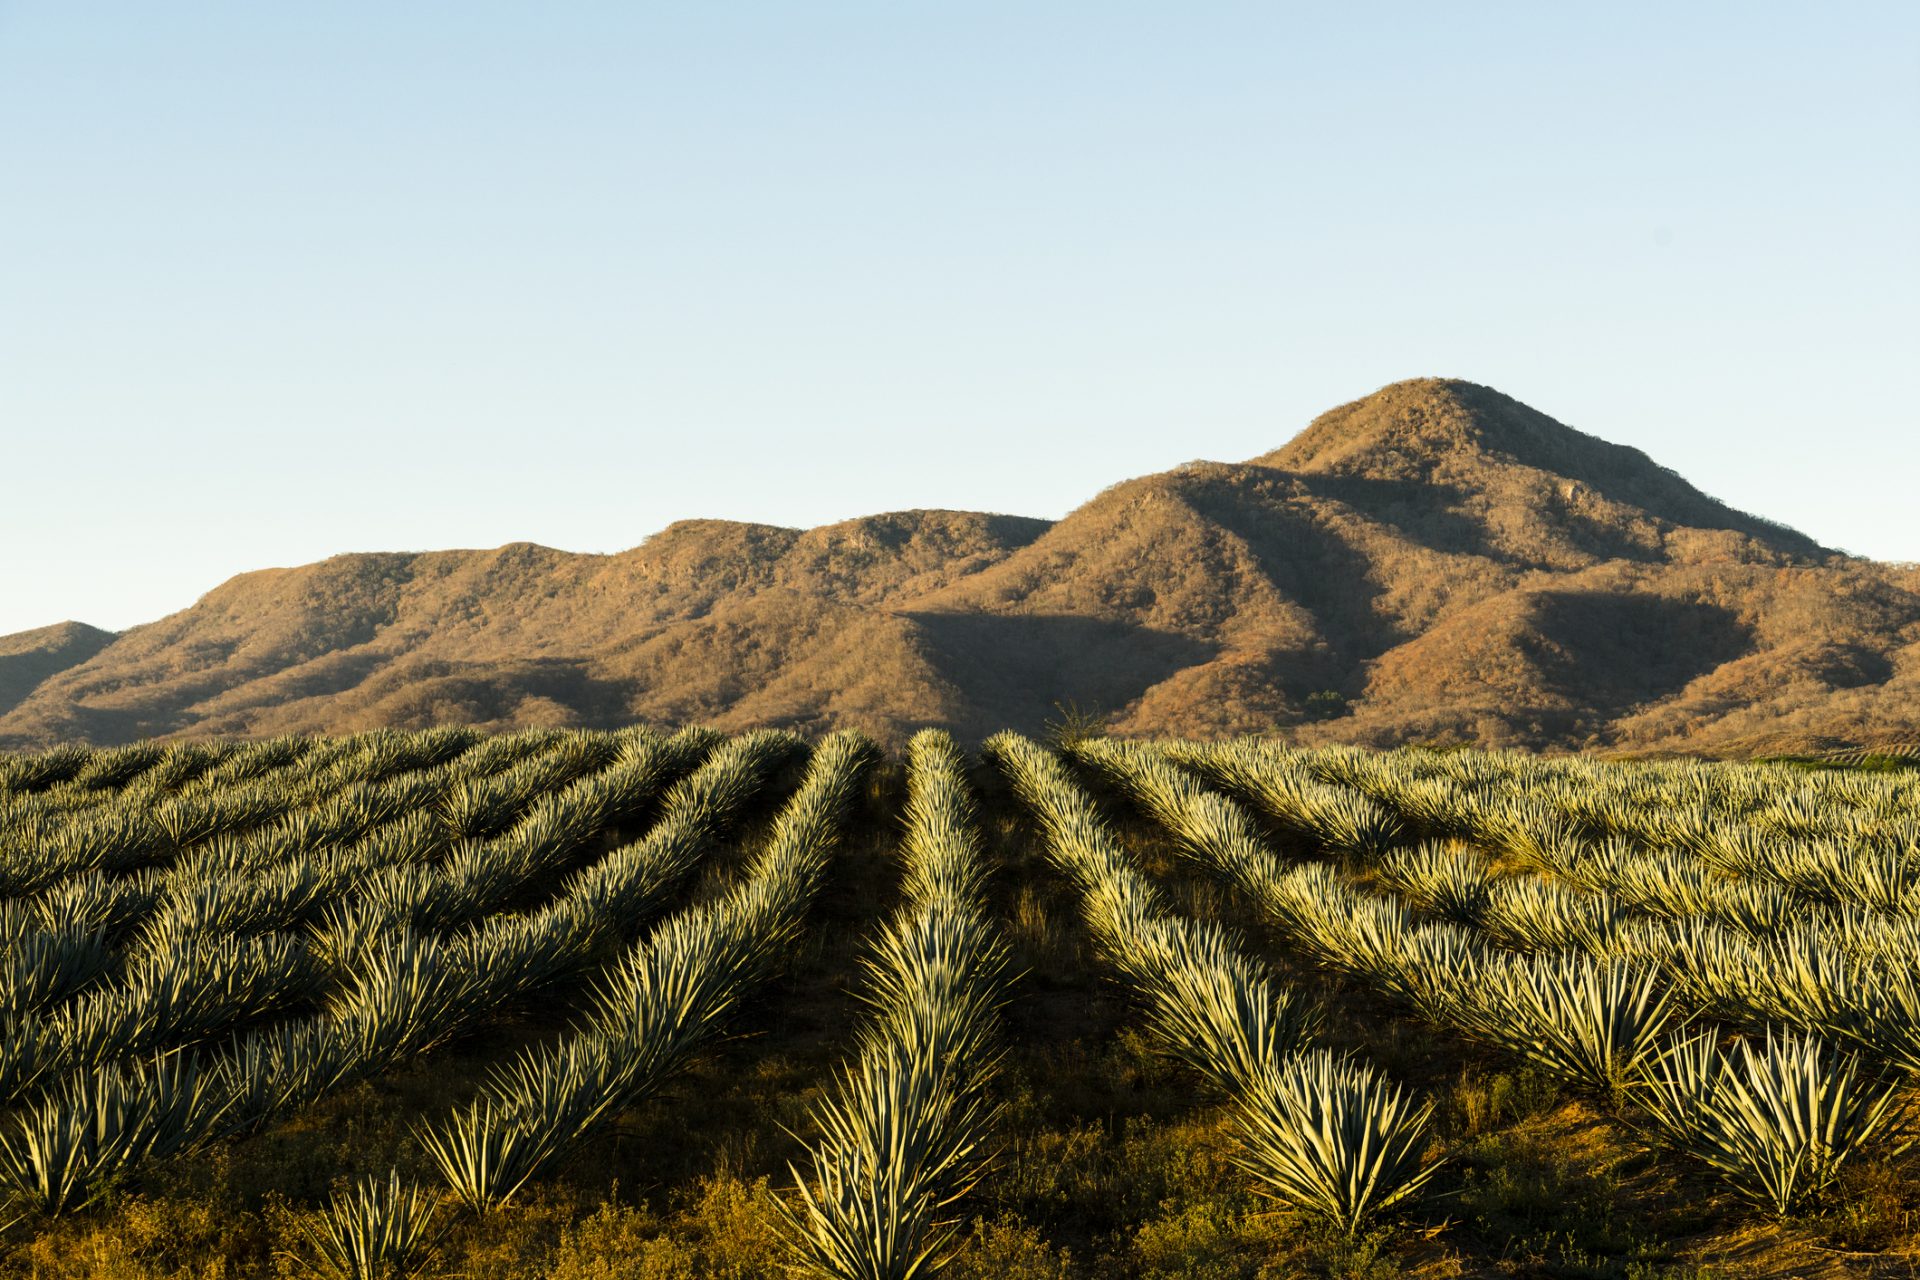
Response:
[2,729,1919,1278]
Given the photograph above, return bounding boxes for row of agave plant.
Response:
[261,731,883,1280]
[778,729,1012,1280]
[3,740,263,819]
[1367,833,1920,963]
[1374,837,1920,1084]
[1,724,650,910]
[1,736,318,808]
[319,729,715,944]
[415,728,872,1211]
[0,730,804,1217]
[1179,742,1920,1071]
[1229,746,1920,1081]
[0,723,681,899]
[0,737,333,799]
[0,727,660,1026]
[0,725,590,813]
[0,725,645,948]
[1097,740,1906,1214]
[1293,743,1920,913]
[1159,740,1406,863]
[0,728,721,1107]
[991,733,1439,1239]
[1304,740,1920,842]
[0,727,498,897]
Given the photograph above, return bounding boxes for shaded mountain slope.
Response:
[0,622,117,718]
[5,379,1916,753]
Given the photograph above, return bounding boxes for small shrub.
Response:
[940,1216,1075,1280]
[284,1171,442,1280]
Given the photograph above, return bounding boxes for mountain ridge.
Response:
[7,378,1916,754]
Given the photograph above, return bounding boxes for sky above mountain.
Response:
[1,2,1914,635]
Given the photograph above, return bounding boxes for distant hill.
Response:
[5,379,1916,754]
[0,622,116,719]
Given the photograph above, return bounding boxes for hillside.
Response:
[0,622,116,718]
[5,378,1917,753]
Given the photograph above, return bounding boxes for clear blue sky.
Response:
[2,3,1914,636]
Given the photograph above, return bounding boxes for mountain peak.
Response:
[1258,377,1646,477]
[1257,377,1484,472]
[1254,378,1826,557]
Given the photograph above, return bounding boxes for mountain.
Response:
[0,622,117,719]
[5,379,1917,754]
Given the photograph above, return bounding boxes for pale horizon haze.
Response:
[2,3,1915,637]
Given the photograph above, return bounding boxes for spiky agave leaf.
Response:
[1638,1028,1721,1153]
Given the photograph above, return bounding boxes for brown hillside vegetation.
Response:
[5,378,1917,753]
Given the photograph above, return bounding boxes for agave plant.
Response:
[416,1091,575,1213]
[1376,842,1491,925]
[1460,953,1675,1101]
[1382,776,1473,837]
[1481,878,1621,954]
[1362,918,1488,1024]
[1640,1029,1900,1214]
[1691,821,1772,877]
[0,925,109,1017]
[434,779,521,841]
[0,1051,227,1215]
[1306,788,1405,864]
[329,930,478,1073]
[217,1019,360,1130]
[783,1034,998,1280]
[1801,844,1917,913]
[1699,879,1798,939]
[1638,1029,1722,1153]
[1234,1049,1441,1238]
[421,730,791,1006]
[1131,918,1317,1094]
[287,1171,444,1280]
